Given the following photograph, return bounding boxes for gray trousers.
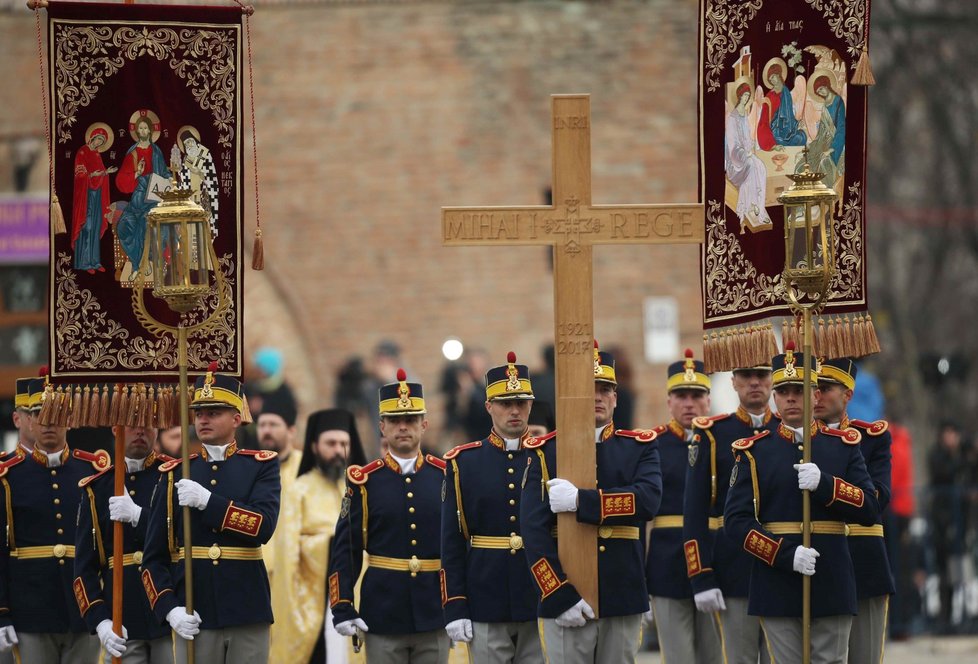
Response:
[0,647,11,664]
[847,596,888,664]
[107,635,174,664]
[468,621,543,664]
[173,624,269,664]
[540,613,642,664]
[363,630,449,664]
[760,615,852,664]
[650,596,724,664]
[720,597,763,664]
[16,632,99,664]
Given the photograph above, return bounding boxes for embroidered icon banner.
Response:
[699,0,870,331]
[47,1,243,380]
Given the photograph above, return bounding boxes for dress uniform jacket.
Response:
[520,425,662,618]
[74,453,172,640]
[141,444,281,628]
[329,453,446,634]
[0,447,108,633]
[843,418,896,599]
[441,431,539,624]
[645,420,697,600]
[684,408,779,597]
[724,423,880,617]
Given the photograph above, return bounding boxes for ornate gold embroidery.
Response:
[703,0,764,91]
[804,0,868,65]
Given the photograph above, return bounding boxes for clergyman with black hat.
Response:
[329,368,450,663]
[520,341,662,663]
[272,407,366,664]
[440,351,543,664]
[814,358,894,664]
[141,364,281,664]
[724,343,879,664]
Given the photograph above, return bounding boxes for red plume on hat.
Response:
[507,351,517,364]
[396,368,407,382]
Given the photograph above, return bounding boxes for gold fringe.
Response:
[855,315,869,358]
[87,385,100,428]
[851,46,876,86]
[703,334,713,374]
[57,389,72,428]
[114,386,129,428]
[50,191,67,235]
[864,314,881,354]
[69,386,83,429]
[98,385,112,427]
[38,386,55,426]
[80,386,91,428]
[146,385,156,429]
[158,387,170,430]
[252,227,264,270]
[128,385,143,427]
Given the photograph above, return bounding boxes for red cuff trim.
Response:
[684,540,705,577]
[744,529,782,566]
[830,477,865,508]
[328,572,341,607]
[531,558,566,599]
[142,569,162,609]
[73,578,92,616]
[221,501,263,536]
[599,491,636,520]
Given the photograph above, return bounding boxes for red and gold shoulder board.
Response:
[443,441,482,460]
[346,458,385,485]
[237,449,278,462]
[821,426,862,445]
[524,431,556,449]
[732,430,770,450]
[155,454,177,465]
[425,454,447,471]
[158,455,199,473]
[850,419,888,436]
[615,429,658,443]
[691,414,730,430]
[78,466,113,488]
[652,424,669,436]
[73,448,111,472]
[0,454,26,478]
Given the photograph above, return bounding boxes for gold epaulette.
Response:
[158,455,199,473]
[72,448,111,472]
[652,424,668,436]
[0,454,26,478]
[443,441,481,460]
[850,419,888,436]
[425,454,446,471]
[524,431,556,449]
[155,454,176,465]
[821,426,862,445]
[236,449,278,462]
[78,466,113,488]
[692,414,731,430]
[614,429,658,443]
[346,458,385,485]
[732,430,770,450]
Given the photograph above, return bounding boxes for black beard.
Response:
[317,457,346,482]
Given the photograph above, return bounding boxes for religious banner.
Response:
[699,0,877,370]
[46,1,243,381]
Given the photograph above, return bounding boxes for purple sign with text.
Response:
[0,197,49,264]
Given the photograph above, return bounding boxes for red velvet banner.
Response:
[47,1,243,381]
[699,0,870,331]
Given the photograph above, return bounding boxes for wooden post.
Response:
[443,95,704,612]
[178,325,194,664]
[111,422,125,664]
[801,308,814,664]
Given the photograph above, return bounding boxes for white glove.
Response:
[693,588,726,613]
[109,492,142,526]
[642,607,653,625]
[335,618,369,637]
[166,607,202,640]
[546,478,579,513]
[175,479,211,510]
[792,546,820,576]
[445,618,473,643]
[96,619,128,657]
[0,625,17,652]
[793,463,821,491]
[554,598,595,628]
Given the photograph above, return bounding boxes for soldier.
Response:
[724,343,880,664]
[74,424,174,663]
[440,351,542,664]
[684,362,779,664]
[329,369,449,663]
[520,343,662,662]
[8,377,35,457]
[814,358,894,664]
[141,366,281,664]
[0,374,108,662]
[644,349,723,663]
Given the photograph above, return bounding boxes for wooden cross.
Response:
[442,94,704,614]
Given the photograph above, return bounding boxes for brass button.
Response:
[844,524,851,536]
[129,490,136,496]
[509,516,516,522]
[410,523,417,530]
[797,445,803,451]
[212,560,219,566]
[507,468,514,475]
[599,545,606,552]
[133,551,144,565]
[509,499,516,506]
[598,526,613,539]
[408,556,422,573]
[50,470,57,476]
[411,539,417,546]
[410,572,418,577]
[57,528,63,535]
[405,477,412,484]
[56,513,62,520]
[507,453,513,460]
[509,535,523,550]
[408,507,415,514]
[129,475,136,481]
[508,483,515,490]
[208,545,222,560]
[212,465,218,471]
[53,543,67,558]
[53,498,60,505]
[407,492,414,499]
[52,483,59,490]
[210,480,217,486]
[509,550,517,555]
[58,559,65,566]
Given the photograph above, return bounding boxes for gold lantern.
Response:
[779,161,837,305]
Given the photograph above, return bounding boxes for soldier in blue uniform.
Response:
[644,349,723,663]
[440,351,542,664]
[74,423,174,663]
[724,343,881,664]
[141,367,281,664]
[329,368,449,663]
[814,358,894,664]
[8,377,35,457]
[520,343,662,662]
[0,375,108,663]
[684,362,779,664]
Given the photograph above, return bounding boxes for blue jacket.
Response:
[74,453,173,640]
[440,431,539,623]
[724,422,880,617]
[684,408,779,597]
[0,447,108,633]
[141,444,280,629]
[520,424,661,618]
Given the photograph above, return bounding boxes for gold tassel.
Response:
[856,315,870,357]
[48,387,64,427]
[50,191,68,235]
[720,330,733,372]
[815,318,826,358]
[703,334,713,374]
[80,386,91,428]
[145,385,156,429]
[252,227,264,270]
[832,317,845,358]
[160,387,172,430]
[840,316,853,357]
[128,385,143,427]
[851,46,876,86]
[864,314,881,354]
[38,386,55,426]
[98,385,112,427]
[87,385,101,427]
[58,389,72,428]
[69,386,83,429]
[115,386,129,428]
[767,324,779,360]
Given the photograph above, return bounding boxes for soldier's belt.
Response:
[763,521,847,535]
[9,544,75,559]
[108,551,144,568]
[171,545,263,562]
[651,515,684,529]
[366,554,440,573]
[846,524,884,537]
[546,525,640,539]
[470,535,524,550]
[709,516,724,530]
